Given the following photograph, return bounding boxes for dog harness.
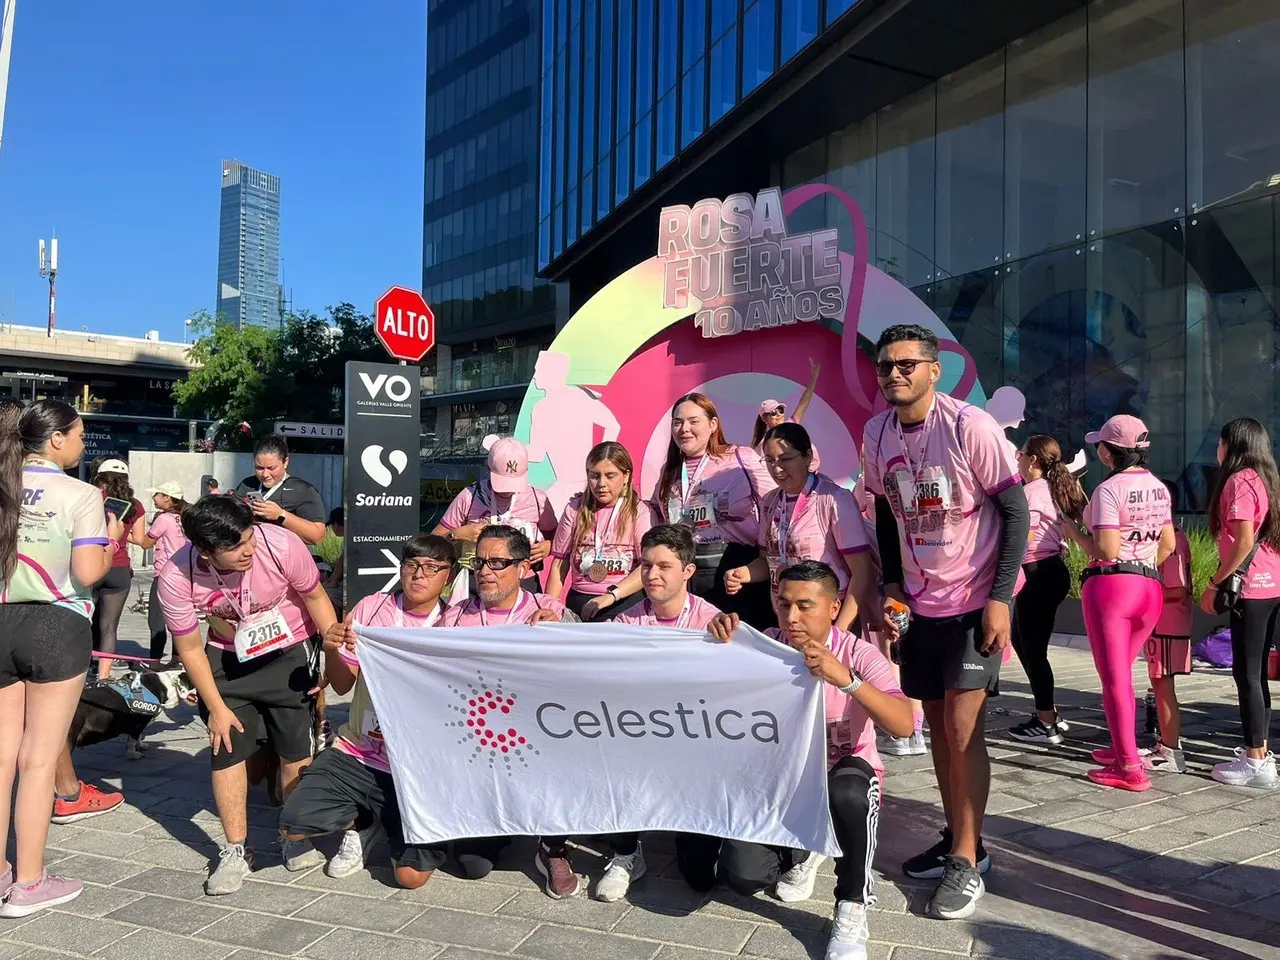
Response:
[89,674,163,718]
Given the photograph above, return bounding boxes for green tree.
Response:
[173,304,388,450]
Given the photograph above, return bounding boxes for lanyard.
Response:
[680,455,709,505]
[478,590,529,626]
[892,401,936,483]
[776,474,818,561]
[651,595,693,628]
[261,474,288,502]
[208,565,253,620]
[393,595,444,628]
[593,503,622,560]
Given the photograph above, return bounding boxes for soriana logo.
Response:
[446,674,538,776]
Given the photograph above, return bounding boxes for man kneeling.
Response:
[277,534,455,889]
[709,561,912,960]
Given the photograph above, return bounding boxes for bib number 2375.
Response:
[234,609,293,662]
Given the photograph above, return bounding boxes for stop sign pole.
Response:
[373,285,436,365]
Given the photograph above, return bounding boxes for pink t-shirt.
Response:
[765,626,901,777]
[156,523,321,650]
[1024,478,1065,563]
[442,590,570,626]
[614,593,722,629]
[758,474,870,592]
[551,496,655,596]
[147,511,187,573]
[1217,469,1280,599]
[1154,528,1193,638]
[862,393,1024,618]
[653,446,776,547]
[1083,470,1171,566]
[439,482,557,544]
[336,592,445,771]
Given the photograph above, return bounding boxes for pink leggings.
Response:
[1081,573,1163,768]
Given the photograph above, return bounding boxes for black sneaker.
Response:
[902,829,991,879]
[927,855,985,920]
[1009,716,1065,745]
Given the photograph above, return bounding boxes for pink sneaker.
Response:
[1086,762,1151,792]
[0,872,83,917]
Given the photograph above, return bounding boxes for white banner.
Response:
[356,621,840,856]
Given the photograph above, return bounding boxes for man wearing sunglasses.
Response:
[441,524,579,892]
[860,324,1028,922]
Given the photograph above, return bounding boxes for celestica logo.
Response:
[446,673,538,777]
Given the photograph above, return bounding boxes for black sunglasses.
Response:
[466,556,522,572]
[874,358,933,378]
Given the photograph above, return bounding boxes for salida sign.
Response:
[658,188,846,340]
[374,285,436,363]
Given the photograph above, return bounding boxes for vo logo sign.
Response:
[358,372,413,402]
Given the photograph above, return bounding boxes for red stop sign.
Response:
[374,286,436,363]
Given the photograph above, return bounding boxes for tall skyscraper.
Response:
[420,0,556,457]
[216,159,281,329]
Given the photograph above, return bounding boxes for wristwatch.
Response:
[606,584,620,603]
[838,675,863,696]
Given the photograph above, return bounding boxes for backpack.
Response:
[1192,626,1233,668]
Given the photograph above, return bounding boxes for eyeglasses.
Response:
[874,358,933,378]
[763,453,805,468]
[402,561,451,579]
[466,556,521,572]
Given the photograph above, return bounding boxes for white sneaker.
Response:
[1141,742,1186,773]
[774,852,826,902]
[825,900,869,960]
[594,844,646,902]
[326,827,374,879]
[879,731,927,756]
[281,836,325,872]
[205,843,253,896]
[1211,749,1279,788]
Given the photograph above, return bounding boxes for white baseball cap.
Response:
[147,480,186,500]
[96,458,129,476]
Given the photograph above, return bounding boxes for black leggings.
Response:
[719,756,880,903]
[148,577,169,660]
[92,566,132,658]
[1229,596,1280,748]
[1010,555,1070,713]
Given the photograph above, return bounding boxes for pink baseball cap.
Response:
[759,399,786,416]
[484,435,529,494]
[1085,414,1151,449]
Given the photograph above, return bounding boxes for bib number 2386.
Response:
[234,609,294,662]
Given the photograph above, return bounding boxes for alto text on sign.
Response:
[374,286,436,363]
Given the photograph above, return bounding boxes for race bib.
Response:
[681,494,718,538]
[577,548,631,579]
[826,718,854,765]
[359,706,387,760]
[492,516,539,542]
[233,607,294,662]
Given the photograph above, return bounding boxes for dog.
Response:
[69,668,198,761]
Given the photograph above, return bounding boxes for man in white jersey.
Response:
[861,324,1029,921]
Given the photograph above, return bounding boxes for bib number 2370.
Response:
[234,609,294,662]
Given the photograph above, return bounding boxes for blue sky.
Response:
[0,1,426,341]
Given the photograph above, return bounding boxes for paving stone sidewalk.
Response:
[2,575,1278,960]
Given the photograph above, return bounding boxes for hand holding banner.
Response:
[355,621,840,856]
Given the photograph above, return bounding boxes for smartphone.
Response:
[244,490,265,503]
[103,497,137,526]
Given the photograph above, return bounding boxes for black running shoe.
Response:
[927,855,985,920]
[1009,716,1065,745]
[902,829,991,879]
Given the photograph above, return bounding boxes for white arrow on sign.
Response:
[357,548,401,592]
[275,421,345,440]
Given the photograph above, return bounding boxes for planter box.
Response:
[1054,596,1227,640]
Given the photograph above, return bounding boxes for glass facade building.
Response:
[216,160,282,329]
[538,0,1280,510]
[423,0,556,456]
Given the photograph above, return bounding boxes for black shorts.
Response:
[899,608,1001,702]
[278,747,445,873]
[0,603,93,687]
[198,639,319,771]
